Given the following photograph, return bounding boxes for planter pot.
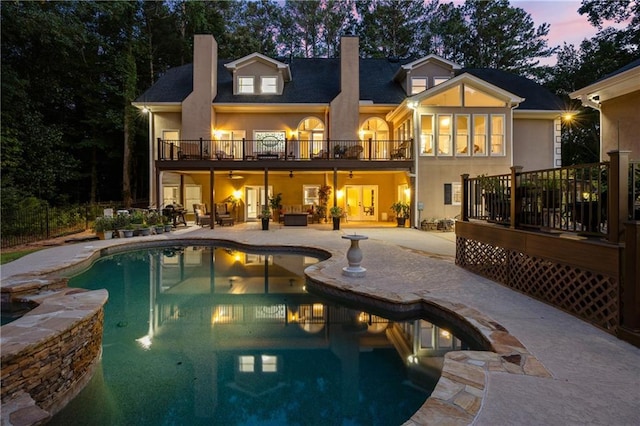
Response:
[332,217,341,230]
[121,229,134,238]
[261,218,269,230]
[154,226,164,234]
[139,228,151,236]
[97,231,113,240]
[164,225,173,232]
[396,217,407,227]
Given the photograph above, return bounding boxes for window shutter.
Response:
[444,183,452,205]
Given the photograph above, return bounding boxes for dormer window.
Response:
[261,76,277,94]
[411,77,428,94]
[238,76,255,94]
[434,77,449,86]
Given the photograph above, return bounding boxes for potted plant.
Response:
[317,185,332,222]
[390,201,410,227]
[329,206,345,230]
[146,210,164,234]
[93,216,115,240]
[162,215,172,232]
[113,213,131,238]
[260,208,271,230]
[131,210,151,236]
[269,192,283,223]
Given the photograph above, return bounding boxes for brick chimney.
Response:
[182,35,217,141]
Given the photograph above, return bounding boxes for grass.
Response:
[1,248,42,265]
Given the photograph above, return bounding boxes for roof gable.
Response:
[409,73,524,107]
[224,53,292,81]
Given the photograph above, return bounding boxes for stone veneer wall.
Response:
[1,289,108,423]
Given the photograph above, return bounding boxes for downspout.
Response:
[148,110,155,207]
[410,102,419,227]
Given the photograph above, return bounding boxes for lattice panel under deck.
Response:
[456,237,619,332]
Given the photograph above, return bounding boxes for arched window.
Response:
[360,117,390,160]
[296,117,325,159]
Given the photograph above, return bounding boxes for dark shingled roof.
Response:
[459,68,563,111]
[137,58,562,111]
[137,63,193,103]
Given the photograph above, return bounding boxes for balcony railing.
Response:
[157,138,413,162]
[461,152,639,242]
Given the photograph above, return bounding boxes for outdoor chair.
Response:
[193,204,211,226]
[344,145,363,159]
[390,141,409,159]
[215,203,234,226]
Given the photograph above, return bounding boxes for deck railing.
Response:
[463,153,639,241]
[157,138,413,162]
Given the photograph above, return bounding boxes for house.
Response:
[570,59,640,160]
[133,34,563,226]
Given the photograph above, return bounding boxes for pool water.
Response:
[50,246,468,425]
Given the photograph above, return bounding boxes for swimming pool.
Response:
[50,245,475,425]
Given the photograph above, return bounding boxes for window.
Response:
[464,85,506,107]
[437,114,452,155]
[420,115,434,155]
[490,114,505,155]
[239,356,255,372]
[472,115,487,155]
[261,76,277,94]
[238,76,254,94]
[455,115,470,155]
[411,77,427,94]
[433,77,449,86]
[261,355,278,372]
[444,182,462,205]
[303,185,320,205]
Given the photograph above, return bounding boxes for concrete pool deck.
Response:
[2,223,639,425]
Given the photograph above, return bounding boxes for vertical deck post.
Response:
[510,166,522,229]
[607,150,630,243]
[461,174,469,222]
[621,221,640,333]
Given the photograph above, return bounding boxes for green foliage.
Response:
[390,201,410,218]
[93,216,115,232]
[329,206,345,218]
[269,193,283,210]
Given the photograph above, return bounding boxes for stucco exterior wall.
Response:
[417,158,511,220]
[215,112,320,138]
[154,112,182,141]
[601,90,640,159]
[513,118,555,171]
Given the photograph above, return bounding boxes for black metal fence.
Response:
[0,202,124,249]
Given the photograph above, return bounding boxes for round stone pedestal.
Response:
[341,234,368,277]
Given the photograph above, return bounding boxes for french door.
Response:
[245,185,273,221]
[345,185,378,221]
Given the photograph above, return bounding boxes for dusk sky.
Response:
[510,0,628,64]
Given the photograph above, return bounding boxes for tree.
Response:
[357,0,434,58]
[458,0,554,78]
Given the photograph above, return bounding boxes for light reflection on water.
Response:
[50,246,470,426]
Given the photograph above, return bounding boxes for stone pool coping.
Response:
[1,225,639,425]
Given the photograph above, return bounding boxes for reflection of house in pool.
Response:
[145,246,474,402]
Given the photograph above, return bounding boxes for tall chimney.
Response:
[182,35,217,140]
[329,36,360,140]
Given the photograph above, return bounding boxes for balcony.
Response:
[157,138,413,163]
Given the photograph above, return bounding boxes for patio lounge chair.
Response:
[215,203,234,226]
[193,204,211,226]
